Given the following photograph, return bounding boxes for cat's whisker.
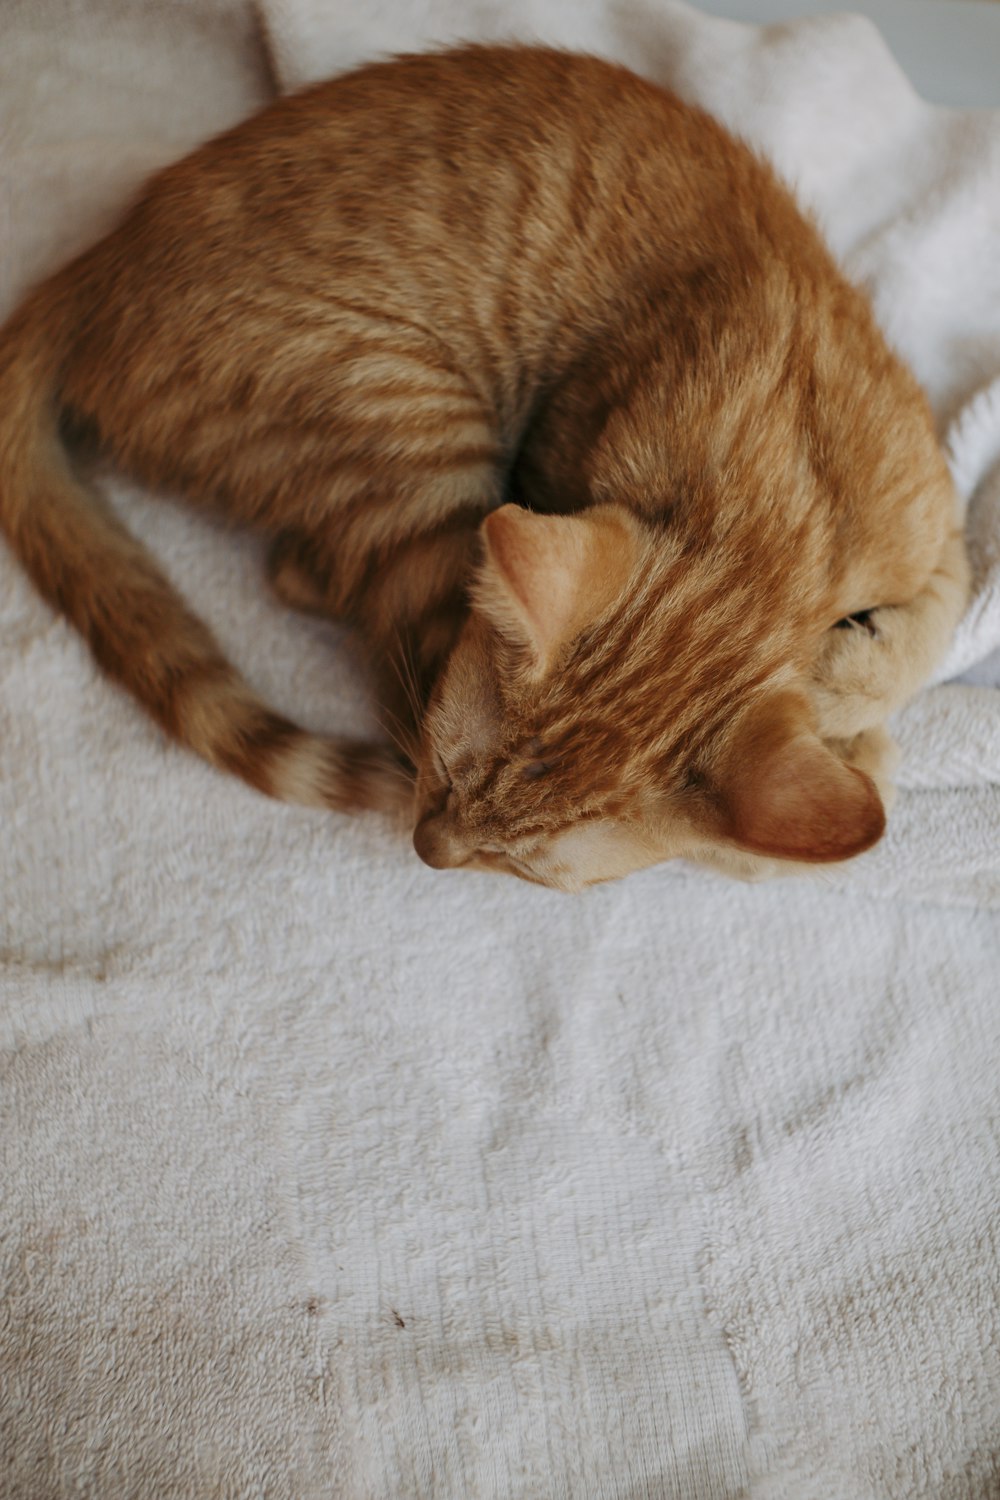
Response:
[375,703,419,766]
[386,627,425,727]
[401,636,426,718]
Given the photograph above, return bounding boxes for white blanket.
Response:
[2,2,999,1496]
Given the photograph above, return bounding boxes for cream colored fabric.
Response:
[2,3,999,1497]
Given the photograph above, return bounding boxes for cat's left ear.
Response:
[711,695,886,864]
[476,504,642,669]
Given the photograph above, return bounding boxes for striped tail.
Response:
[0,278,409,818]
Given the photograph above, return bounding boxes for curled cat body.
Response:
[0,45,968,890]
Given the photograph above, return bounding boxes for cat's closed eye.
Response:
[431,750,453,789]
[517,737,554,780]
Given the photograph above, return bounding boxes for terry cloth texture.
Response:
[2,2,999,1497]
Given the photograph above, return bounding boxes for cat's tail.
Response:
[0,276,410,817]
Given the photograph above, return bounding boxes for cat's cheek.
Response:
[534,820,684,890]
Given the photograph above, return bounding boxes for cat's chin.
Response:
[684,847,791,883]
[685,843,875,884]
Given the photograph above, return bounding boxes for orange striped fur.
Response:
[0,46,968,887]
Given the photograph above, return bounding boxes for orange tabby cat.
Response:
[0,45,968,889]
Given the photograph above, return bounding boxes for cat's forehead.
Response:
[481,687,687,827]
[540,569,791,726]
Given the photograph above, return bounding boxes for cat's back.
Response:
[58,45,788,458]
[58,42,891,527]
[76,46,756,336]
[190,46,710,212]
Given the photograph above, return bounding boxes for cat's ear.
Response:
[715,697,886,863]
[476,504,640,668]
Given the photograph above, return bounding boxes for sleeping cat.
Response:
[0,45,968,890]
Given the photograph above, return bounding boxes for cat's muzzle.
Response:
[412,809,474,870]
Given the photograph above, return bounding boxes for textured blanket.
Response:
[2,2,999,1496]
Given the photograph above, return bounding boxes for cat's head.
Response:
[412,501,965,890]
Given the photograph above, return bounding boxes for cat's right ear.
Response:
[711,695,886,864]
[475,504,640,670]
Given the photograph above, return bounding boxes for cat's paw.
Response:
[827,724,900,816]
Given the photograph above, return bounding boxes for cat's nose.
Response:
[412,812,471,870]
